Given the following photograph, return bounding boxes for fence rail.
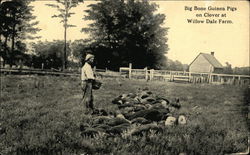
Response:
[0,68,79,76]
[0,67,122,78]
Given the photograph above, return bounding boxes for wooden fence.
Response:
[1,66,250,86]
[119,64,250,86]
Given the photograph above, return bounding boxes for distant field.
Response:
[0,75,249,155]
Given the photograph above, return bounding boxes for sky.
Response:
[30,0,249,67]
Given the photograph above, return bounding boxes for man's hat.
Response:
[85,54,94,61]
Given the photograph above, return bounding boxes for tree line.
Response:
[1,0,247,74]
[1,0,171,71]
[27,39,188,71]
[222,62,249,75]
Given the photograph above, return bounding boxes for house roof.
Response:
[201,53,223,68]
[190,53,224,68]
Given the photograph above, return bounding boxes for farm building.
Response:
[189,52,223,73]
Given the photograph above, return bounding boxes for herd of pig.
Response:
[80,88,187,137]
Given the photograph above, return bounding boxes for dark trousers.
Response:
[81,80,94,111]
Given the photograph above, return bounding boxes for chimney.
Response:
[211,52,214,56]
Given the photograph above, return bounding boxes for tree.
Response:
[233,66,249,75]
[71,39,88,63]
[223,62,233,74]
[165,59,186,71]
[32,40,71,69]
[0,0,40,67]
[0,0,12,63]
[46,0,83,70]
[70,39,104,67]
[82,0,168,70]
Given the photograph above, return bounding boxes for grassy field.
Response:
[0,75,249,155]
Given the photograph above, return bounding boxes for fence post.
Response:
[208,73,212,83]
[41,63,44,70]
[232,76,235,85]
[170,71,173,81]
[129,63,132,79]
[145,67,148,81]
[188,72,191,83]
[220,76,223,84]
[238,76,241,85]
[19,60,23,69]
[150,69,154,81]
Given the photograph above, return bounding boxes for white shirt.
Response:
[81,63,95,81]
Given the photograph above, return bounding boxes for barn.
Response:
[189,52,223,73]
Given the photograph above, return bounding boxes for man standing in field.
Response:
[81,53,95,113]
